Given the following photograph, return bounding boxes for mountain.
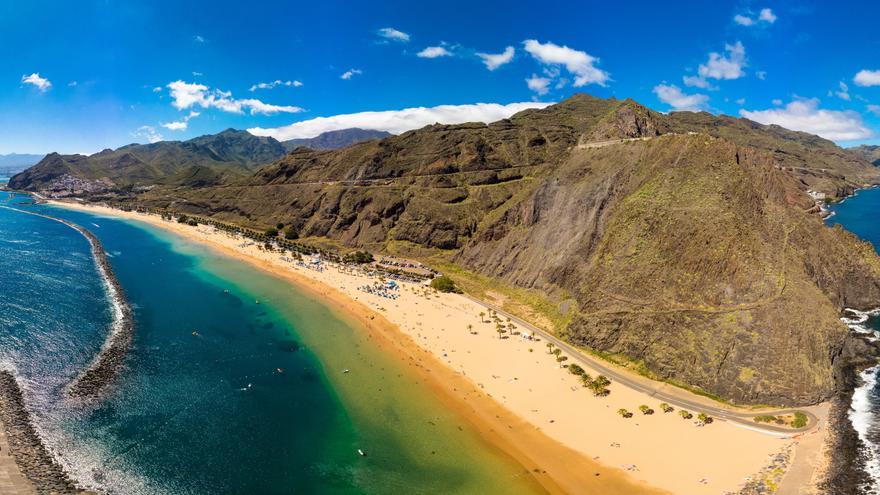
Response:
[850,144,880,166]
[8,129,287,191]
[79,95,880,405]
[0,153,44,173]
[281,128,392,151]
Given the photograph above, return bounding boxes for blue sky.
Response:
[2,0,880,154]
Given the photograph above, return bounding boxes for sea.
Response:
[0,185,541,494]
[828,187,880,494]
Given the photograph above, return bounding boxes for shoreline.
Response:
[45,199,826,495]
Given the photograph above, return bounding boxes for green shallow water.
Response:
[0,193,541,494]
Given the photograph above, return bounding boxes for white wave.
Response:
[842,308,880,341]
[850,366,880,494]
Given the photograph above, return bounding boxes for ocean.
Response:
[828,187,880,494]
[0,189,541,494]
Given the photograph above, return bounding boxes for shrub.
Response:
[568,364,585,376]
[177,214,189,223]
[284,227,298,240]
[792,412,808,428]
[430,276,461,293]
[265,227,279,237]
[276,222,285,230]
[344,251,374,264]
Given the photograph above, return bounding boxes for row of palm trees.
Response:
[566,358,611,396]
[616,404,713,425]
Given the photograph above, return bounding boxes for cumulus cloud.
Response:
[759,8,777,23]
[249,80,303,91]
[684,41,747,88]
[340,69,362,80]
[417,46,452,58]
[249,101,553,141]
[526,74,552,95]
[21,73,52,92]
[161,111,200,131]
[523,39,609,87]
[194,35,205,43]
[477,46,515,70]
[653,84,709,111]
[166,80,304,115]
[740,98,873,141]
[854,69,880,87]
[377,27,409,42]
[734,8,776,26]
[772,98,783,106]
[134,125,163,143]
[868,104,880,116]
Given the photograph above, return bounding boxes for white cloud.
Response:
[67,81,77,87]
[755,70,767,80]
[772,98,783,106]
[477,46,515,70]
[377,27,409,42]
[166,80,304,115]
[854,69,880,87]
[194,35,205,43]
[21,73,52,92]
[417,46,452,58]
[653,84,709,111]
[134,125,163,143]
[341,69,362,80]
[249,80,303,91]
[740,98,873,141]
[161,111,200,131]
[526,74,551,95]
[192,71,203,77]
[523,39,609,87]
[733,14,755,26]
[736,98,746,105]
[868,104,880,116]
[248,101,553,141]
[682,75,712,89]
[759,8,777,23]
[734,8,776,26]
[152,86,163,92]
[834,81,850,101]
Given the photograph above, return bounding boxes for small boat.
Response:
[357,449,366,457]
[276,368,284,374]
[343,369,350,374]
[223,289,229,294]
[255,300,260,304]
[192,331,199,337]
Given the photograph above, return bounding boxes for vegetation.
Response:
[617,408,632,418]
[568,364,585,376]
[430,276,461,293]
[283,227,298,240]
[659,402,674,413]
[679,410,693,420]
[792,411,808,428]
[264,227,279,237]
[697,413,712,424]
[638,405,654,415]
[344,250,374,264]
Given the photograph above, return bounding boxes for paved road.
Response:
[463,294,818,436]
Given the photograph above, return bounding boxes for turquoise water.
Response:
[0,191,541,494]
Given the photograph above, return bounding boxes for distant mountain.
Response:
[850,145,880,166]
[282,128,392,151]
[9,129,286,190]
[0,153,44,173]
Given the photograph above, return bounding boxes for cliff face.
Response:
[129,95,880,405]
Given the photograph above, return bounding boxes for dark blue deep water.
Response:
[0,190,539,494]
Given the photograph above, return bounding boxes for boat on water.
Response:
[358,449,366,456]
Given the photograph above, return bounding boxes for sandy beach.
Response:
[49,200,827,495]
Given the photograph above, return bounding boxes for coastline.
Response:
[45,200,825,495]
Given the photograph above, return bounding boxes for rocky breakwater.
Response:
[0,205,134,399]
[59,217,134,399]
[0,371,84,493]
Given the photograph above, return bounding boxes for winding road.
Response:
[463,294,819,436]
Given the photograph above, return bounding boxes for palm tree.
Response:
[617,408,631,418]
[467,324,474,334]
[552,348,562,357]
[638,405,653,415]
[679,410,692,420]
[659,402,674,413]
[496,328,505,339]
[546,342,555,353]
[593,375,611,388]
[580,374,593,388]
[697,413,712,425]
[479,312,486,323]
